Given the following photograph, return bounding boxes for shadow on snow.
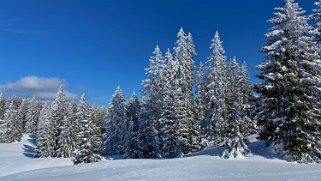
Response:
[22,135,36,158]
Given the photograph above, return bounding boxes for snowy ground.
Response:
[0,135,321,181]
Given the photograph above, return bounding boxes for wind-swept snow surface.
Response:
[1,135,321,181]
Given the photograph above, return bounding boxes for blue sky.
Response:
[0,0,316,105]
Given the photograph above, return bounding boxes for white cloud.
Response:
[0,76,78,100]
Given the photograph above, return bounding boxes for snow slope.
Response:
[1,135,321,181]
[0,134,72,177]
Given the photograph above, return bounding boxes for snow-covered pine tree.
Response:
[90,106,105,155]
[205,31,228,146]
[71,103,81,144]
[123,92,141,159]
[3,101,20,142]
[312,0,321,44]
[47,85,67,157]
[255,0,321,163]
[239,62,257,137]
[56,103,76,158]
[11,96,22,109]
[226,57,241,139]
[0,93,6,120]
[102,86,127,155]
[138,46,166,158]
[141,45,164,123]
[222,57,251,158]
[16,99,29,134]
[137,101,159,158]
[35,101,52,157]
[196,62,209,148]
[222,96,251,159]
[186,32,201,152]
[73,94,101,164]
[0,93,6,141]
[173,28,198,154]
[158,49,182,158]
[159,83,181,158]
[25,97,41,134]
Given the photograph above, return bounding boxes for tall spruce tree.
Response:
[312,0,321,44]
[173,28,198,154]
[3,101,20,143]
[141,45,164,125]
[239,62,256,137]
[73,94,101,164]
[16,99,29,134]
[124,92,141,159]
[196,62,207,140]
[137,100,159,158]
[89,106,104,155]
[47,86,67,157]
[102,86,127,155]
[25,98,41,134]
[255,0,321,163]
[35,101,52,157]
[57,103,76,158]
[222,57,251,158]
[205,31,228,146]
[0,93,6,120]
[157,49,182,158]
[138,46,165,158]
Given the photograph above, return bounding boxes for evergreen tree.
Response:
[239,62,257,137]
[57,103,76,158]
[73,94,101,164]
[222,96,251,159]
[255,0,321,163]
[222,57,251,158]
[16,99,29,134]
[47,86,67,157]
[35,101,52,157]
[25,98,41,134]
[141,45,164,124]
[0,93,6,141]
[137,101,160,158]
[205,31,228,146]
[90,106,105,155]
[226,57,240,131]
[312,0,321,44]
[11,97,22,109]
[0,93,6,120]
[102,86,127,155]
[124,92,141,159]
[159,85,181,158]
[156,49,180,158]
[3,101,20,142]
[138,46,166,158]
[173,28,198,154]
[196,62,208,148]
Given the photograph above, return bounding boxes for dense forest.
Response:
[1,0,321,164]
